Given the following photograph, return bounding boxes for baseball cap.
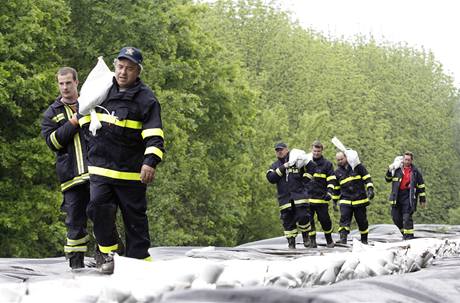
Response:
[274,142,287,150]
[117,47,143,65]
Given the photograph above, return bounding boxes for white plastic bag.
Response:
[88,109,102,136]
[288,149,312,168]
[78,56,114,115]
[331,136,361,170]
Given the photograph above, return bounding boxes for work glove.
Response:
[332,200,338,212]
[367,187,375,200]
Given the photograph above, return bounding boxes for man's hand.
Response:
[140,164,155,184]
[69,113,79,126]
[367,187,374,200]
[419,201,427,209]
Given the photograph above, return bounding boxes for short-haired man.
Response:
[80,47,165,274]
[41,67,90,269]
[306,140,336,248]
[385,151,426,240]
[333,151,374,244]
[266,142,316,249]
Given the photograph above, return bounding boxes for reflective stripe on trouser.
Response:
[297,222,310,233]
[309,203,332,235]
[391,189,414,234]
[88,180,151,259]
[64,234,90,253]
[339,204,368,235]
[280,203,310,238]
[62,183,90,252]
[284,229,298,238]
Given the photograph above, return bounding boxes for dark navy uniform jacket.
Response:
[42,97,89,191]
[266,153,317,210]
[79,78,164,185]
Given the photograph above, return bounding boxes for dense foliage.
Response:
[1,0,459,257]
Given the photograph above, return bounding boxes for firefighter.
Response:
[333,151,374,245]
[80,47,164,274]
[307,140,336,248]
[266,143,316,249]
[385,151,426,240]
[41,67,90,269]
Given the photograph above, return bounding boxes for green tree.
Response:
[0,0,69,257]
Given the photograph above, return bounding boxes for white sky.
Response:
[280,0,460,87]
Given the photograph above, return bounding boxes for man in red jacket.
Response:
[385,151,426,240]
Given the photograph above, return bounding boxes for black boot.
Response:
[96,252,115,274]
[404,234,414,240]
[94,245,104,268]
[309,235,317,248]
[302,232,310,248]
[361,233,368,245]
[325,233,335,248]
[68,252,84,269]
[287,237,296,249]
[339,231,348,244]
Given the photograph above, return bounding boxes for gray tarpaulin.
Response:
[1,224,460,302]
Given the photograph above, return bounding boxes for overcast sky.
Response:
[280,0,460,86]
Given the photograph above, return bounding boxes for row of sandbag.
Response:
[7,237,459,302]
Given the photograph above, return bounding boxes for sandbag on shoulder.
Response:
[78,56,114,115]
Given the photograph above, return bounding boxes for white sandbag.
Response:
[331,137,361,170]
[345,149,360,170]
[297,152,313,168]
[336,253,360,281]
[195,263,225,284]
[216,260,268,288]
[389,156,403,176]
[331,136,347,152]
[78,56,114,115]
[288,149,312,168]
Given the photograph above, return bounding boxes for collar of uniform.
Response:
[109,77,143,101]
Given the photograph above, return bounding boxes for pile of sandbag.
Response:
[5,237,460,302]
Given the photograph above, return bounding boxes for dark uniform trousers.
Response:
[310,204,332,235]
[339,205,368,235]
[87,180,150,259]
[280,202,311,237]
[391,189,413,234]
[63,183,90,251]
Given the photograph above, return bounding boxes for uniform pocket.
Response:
[108,107,129,136]
[56,152,74,182]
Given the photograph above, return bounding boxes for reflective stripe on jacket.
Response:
[333,163,373,207]
[385,165,426,208]
[79,78,164,185]
[41,97,89,191]
[266,152,317,207]
[308,156,336,204]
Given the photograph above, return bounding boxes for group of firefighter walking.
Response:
[267,141,426,249]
